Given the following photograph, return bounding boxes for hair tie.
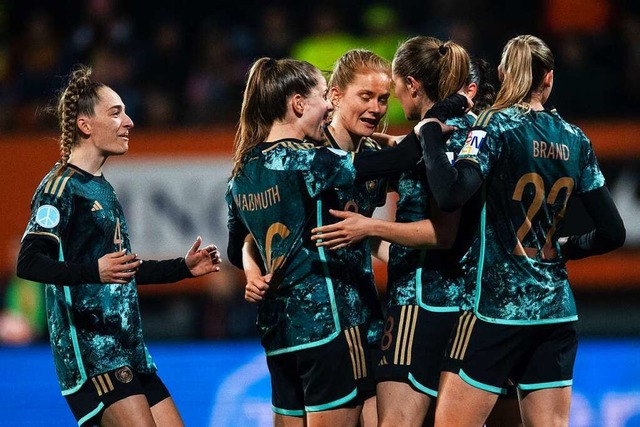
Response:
[438,45,447,55]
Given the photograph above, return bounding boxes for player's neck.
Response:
[68,146,107,176]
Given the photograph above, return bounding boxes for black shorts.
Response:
[445,311,578,394]
[267,325,371,415]
[65,366,170,426]
[376,305,459,397]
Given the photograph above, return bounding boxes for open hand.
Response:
[185,236,222,277]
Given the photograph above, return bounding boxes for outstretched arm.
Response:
[17,235,139,285]
[136,236,221,284]
[311,207,459,250]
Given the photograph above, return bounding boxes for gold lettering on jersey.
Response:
[532,140,570,161]
[234,185,281,212]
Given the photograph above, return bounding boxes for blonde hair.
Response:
[232,58,322,177]
[392,36,469,102]
[56,65,106,165]
[492,35,554,110]
[328,49,391,90]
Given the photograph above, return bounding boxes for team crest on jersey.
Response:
[35,205,60,228]
[366,180,377,191]
[115,366,134,383]
[459,130,487,156]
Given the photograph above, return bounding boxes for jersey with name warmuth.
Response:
[23,164,154,393]
[457,107,605,324]
[320,129,387,345]
[226,139,366,355]
[388,115,476,311]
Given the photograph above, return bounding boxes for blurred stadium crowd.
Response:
[1,0,639,133]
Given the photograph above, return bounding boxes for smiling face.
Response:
[79,86,134,157]
[300,75,333,141]
[331,70,391,138]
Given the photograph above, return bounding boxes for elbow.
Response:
[608,223,626,251]
[15,257,31,282]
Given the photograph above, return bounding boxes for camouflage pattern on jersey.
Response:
[319,130,387,345]
[227,139,375,354]
[23,164,154,394]
[456,107,605,323]
[387,115,474,311]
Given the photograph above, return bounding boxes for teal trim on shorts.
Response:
[272,405,305,417]
[265,330,340,356]
[77,402,104,426]
[459,369,507,395]
[518,379,572,391]
[305,387,358,412]
[408,373,437,398]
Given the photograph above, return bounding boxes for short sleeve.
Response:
[576,133,606,194]
[23,173,74,243]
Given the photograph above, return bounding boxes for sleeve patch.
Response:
[459,130,487,156]
[35,205,61,228]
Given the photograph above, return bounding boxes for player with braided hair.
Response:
[17,65,222,426]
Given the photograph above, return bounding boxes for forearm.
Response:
[354,131,421,180]
[17,236,100,285]
[368,218,444,248]
[135,258,192,285]
[242,235,264,276]
[562,186,626,260]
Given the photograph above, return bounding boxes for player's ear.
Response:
[76,116,91,136]
[292,93,305,116]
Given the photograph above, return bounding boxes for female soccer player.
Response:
[16,65,222,426]
[418,34,626,426]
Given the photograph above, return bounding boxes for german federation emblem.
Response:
[115,366,134,383]
[35,205,60,228]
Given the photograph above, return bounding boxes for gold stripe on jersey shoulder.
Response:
[473,109,498,128]
[45,168,76,197]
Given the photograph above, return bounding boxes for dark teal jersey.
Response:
[227,139,372,355]
[23,164,154,394]
[456,107,606,324]
[387,115,474,312]
[320,128,387,345]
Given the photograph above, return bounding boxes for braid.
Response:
[55,65,105,165]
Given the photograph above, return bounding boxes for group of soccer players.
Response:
[227,34,626,427]
[16,31,626,427]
